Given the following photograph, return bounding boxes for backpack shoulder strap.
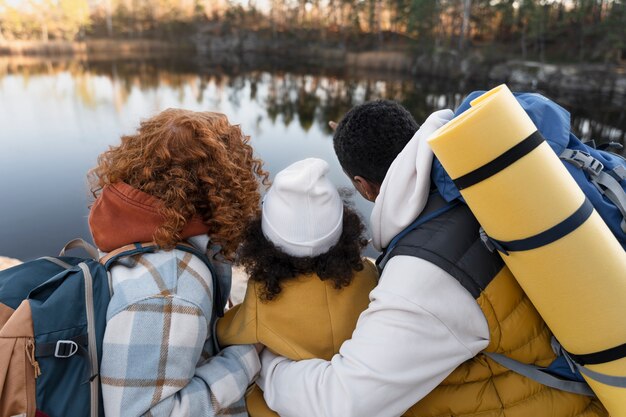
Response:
[486,345,626,396]
[560,149,626,233]
[376,194,459,271]
[99,242,160,269]
[483,352,596,397]
[100,242,224,318]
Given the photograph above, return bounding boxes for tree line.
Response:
[0,0,624,62]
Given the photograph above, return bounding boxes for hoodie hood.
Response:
[89,182,210,252]
[370,109,454,251]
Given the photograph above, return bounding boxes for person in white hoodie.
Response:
[255,100,606,417]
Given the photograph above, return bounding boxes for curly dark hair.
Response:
[238,205,369,301]
[333,100,419,185]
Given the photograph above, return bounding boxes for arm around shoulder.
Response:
[257,255,489,417]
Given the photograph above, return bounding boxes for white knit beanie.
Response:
[262,158,344,257]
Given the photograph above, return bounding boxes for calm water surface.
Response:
[1,56,624,260]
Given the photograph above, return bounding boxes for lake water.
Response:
[1,55,625,261]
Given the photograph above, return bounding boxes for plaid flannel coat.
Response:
[101,235,260,417]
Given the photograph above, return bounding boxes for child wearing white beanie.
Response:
[217,158,379,417]
[261,158,345,257]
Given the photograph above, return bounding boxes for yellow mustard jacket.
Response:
[403,266,607,417]
[217,259,379,417]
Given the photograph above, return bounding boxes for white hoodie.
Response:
[257,110,490,417]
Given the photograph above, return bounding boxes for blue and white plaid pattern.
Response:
[101,237,259,417]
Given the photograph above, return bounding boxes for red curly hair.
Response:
[89,109,268,259]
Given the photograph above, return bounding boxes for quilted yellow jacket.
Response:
[217,259,378,417]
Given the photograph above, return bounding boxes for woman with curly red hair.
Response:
[88,109,268,417]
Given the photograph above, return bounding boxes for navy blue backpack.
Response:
[0,239,222,417]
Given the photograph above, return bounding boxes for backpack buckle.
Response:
[55,340,79,358]
[479,227,509,256]
[479,227,495,252]
[566,150,604,176]
[586,158,604,177]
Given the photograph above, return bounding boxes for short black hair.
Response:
[238,206,368,301]
[333,100,419,185]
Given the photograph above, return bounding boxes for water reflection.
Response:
[1,57,624,142]
[0,56,624,260]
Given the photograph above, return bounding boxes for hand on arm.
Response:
[257,256,490,417]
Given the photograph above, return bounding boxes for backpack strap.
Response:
[483,352,596,397]
[40,257,73,269]
[99,242,160,268]
[59,238,99,259]
[100,242,225,318]
[560,149,626,233]
[575,361,626,389]
[594,170,626,233]
[376,194,460,271]
[555,340,626,390]
[35,334,90,362]
[488,337,626,397]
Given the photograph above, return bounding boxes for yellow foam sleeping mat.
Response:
[428,84,626,416]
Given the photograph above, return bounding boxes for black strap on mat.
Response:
[568,342,626,366]
[454,131,544,190]
[560,344,626,389]
[483,198,594,255]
